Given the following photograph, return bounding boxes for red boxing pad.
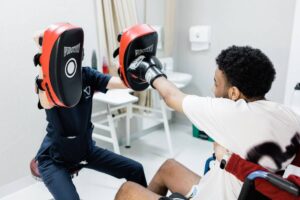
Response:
[116,24,158,91]
[36,23,84,107]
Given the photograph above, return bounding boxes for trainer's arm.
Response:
[153,77,187,113]
[37,69,53,109]
[38,91,53,109]
[107,76,127,89]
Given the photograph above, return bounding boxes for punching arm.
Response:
[153,77,187,113]
[107,76,127,89]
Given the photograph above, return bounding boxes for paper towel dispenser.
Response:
[189,25,211,51]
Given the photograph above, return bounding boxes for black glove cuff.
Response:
[145,67,167,89]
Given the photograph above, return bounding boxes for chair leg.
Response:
[107,105,120,154]
[160,99,174,157]
[125,103,132,148]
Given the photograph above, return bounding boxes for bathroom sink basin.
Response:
[166,72,192,88]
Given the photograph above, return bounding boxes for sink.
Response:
[166,72,192,88]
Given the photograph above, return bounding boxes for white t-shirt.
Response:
[182,95,300,200]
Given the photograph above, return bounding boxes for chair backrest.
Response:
[30,159,42,181]
[30,159,40,177]
[30,158,81,181]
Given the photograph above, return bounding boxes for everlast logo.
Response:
[64,43,81,57]
[135,45,154,56]
[128,55,145,70]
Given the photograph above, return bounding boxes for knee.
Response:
[115,182,136,200]
[128,162,147,187]
[131,162,144,174]
[158,159,177,175]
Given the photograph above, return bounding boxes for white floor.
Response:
[0,123,213,200]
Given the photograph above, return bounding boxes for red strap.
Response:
[226,154,299,200]
[292,149,300,166]
[288,175,300,186]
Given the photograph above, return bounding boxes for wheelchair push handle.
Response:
[265,172,299,196]
[239,170,300,199]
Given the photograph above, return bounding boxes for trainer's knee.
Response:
[130,162,145,176]
[135,161,144,170]
[115,182,136,200]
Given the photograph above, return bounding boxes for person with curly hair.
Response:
[114,46,300,200]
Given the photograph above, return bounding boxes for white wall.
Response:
[285,1,300,105]
[135,0,165,25]
[174,0,296,103]
[0,0,99,190]
[135,0,146,23]
[135,0,166,57]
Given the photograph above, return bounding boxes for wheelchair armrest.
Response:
[238,170,300,200]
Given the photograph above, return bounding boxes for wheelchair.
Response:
[204,152,300,200]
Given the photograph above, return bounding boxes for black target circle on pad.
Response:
[65,58,77,78]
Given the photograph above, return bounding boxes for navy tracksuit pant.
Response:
[37,146,147,200]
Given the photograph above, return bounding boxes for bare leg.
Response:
[115,182,161,200]
[148,159,201,196]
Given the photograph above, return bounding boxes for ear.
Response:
[227,86,241,101]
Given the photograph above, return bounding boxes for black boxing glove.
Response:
[127,55,166,88]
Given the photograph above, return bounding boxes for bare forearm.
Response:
[107,76,127,89]
[37,67,53,109]
[38,91,53,109]
[153,77,187,112]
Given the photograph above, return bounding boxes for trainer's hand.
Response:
[33,29,53,109]
[33,30,44,50]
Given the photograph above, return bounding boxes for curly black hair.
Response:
[216,46,276,99]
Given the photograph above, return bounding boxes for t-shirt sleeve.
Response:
[182,95,248,151]
[84,67,112,93]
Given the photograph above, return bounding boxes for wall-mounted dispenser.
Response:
[189,25,211,51]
